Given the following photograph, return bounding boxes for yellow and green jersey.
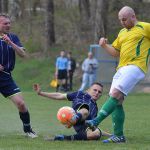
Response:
[112,21,150,73]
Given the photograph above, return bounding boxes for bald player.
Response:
[86,6,150,143]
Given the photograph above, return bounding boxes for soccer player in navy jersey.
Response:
[0,14,37,138]
[33,82,111,141]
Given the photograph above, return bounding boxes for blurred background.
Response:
[1,0,150,92]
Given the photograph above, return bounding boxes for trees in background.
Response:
[79,0,90,27]
[92,0,108,43]
[44,0,55,52]
[0,0,8,13]
[0,0,149,53]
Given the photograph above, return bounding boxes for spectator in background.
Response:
[79,52,99,91]
[55,50,68,92]
[67,51,76,91]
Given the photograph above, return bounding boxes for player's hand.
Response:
[99,37,108,48]
[33,84,41,94]
[1,34,12,44]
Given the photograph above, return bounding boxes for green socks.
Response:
[93,96,125,137]
[112,105,125,136]
[94,96,119,125]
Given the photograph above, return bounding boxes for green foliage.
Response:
[0,93,150,150]
[13,57,56,91]
[24,37,42,53]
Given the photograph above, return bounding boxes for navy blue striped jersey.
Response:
[67,91,98,120]
[0,33,23,72]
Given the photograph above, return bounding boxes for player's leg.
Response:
[84,71,124,127]
[77,107,89,121]
[86,65,145,128]
[3,77,37,138]
[89,74,95,87]
[70,104,90,125]
[86,127,102,140]
[54,127,103,141]
[10,93,38,138]
[86,93,121,127]
[56,70,62,92]
[102,104,126,143]
[112,104,125,137]
[87,69,125,126]
[69,71,73,90]
[79,73,88,91]
[54,131,88,141]
[61,70,68,91]
[1,77,37,138]
[101,65,145,143]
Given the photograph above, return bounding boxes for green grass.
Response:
[0,92,150,150]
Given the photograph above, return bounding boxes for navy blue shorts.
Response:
[58,69,67,80]
[0,72,20,97]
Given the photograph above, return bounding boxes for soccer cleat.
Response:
[26,130,38,139]
[102,135,126,143]
[54,135,65,141]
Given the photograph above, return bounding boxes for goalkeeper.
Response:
[33,82,111,141]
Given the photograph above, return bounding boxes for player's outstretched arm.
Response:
[99,37,120,57]
[33,84,66,100]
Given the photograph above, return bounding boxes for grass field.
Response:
[0,92,150,150]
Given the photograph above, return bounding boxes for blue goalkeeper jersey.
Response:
[0,33,23,73]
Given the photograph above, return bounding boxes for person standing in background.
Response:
[55,50,68,92]
[67,51,76,91]
[79,52,99,91]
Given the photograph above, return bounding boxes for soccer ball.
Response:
[57,106,76,128]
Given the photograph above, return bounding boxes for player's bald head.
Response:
[118,6,137,29]
[119,6,135,17]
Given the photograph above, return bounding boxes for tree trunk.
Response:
[79,0,90,27]
[8,0,20,21]
[0,0,8,13]
[93,0,108,43]
[44,0,55,53]
[19,0,25,18]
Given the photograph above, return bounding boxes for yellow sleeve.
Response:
[144,23,150,39]
[112,36,121,51]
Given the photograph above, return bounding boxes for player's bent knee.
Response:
[86,127,102,140]
[110,88,124,101]
[16,101,26,111]
[78,108,89,121]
